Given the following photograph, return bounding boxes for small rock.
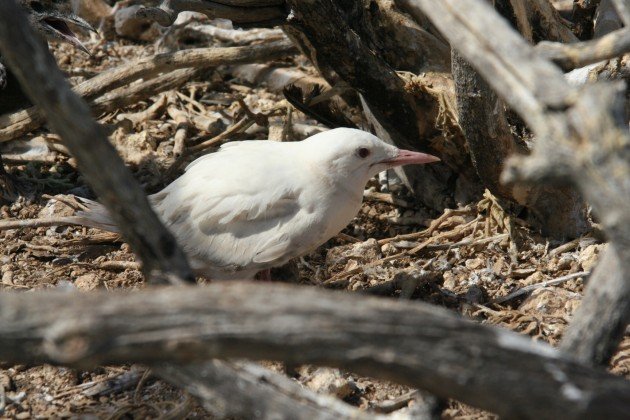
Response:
[326,238,381,274]
[380,243,397,255]
[579,244,605,272]
[303,368,358,399]
[522,271,544,285]
[38,196,76,218]
[442,271,456,290]
[465,258,484,270]
[519,287,581,317]
[74,273,102,291]
[557,255,575,270]
[2,270,13,285]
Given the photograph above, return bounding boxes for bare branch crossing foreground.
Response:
[0,283,629,419]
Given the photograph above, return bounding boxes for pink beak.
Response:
[381,149,441,166]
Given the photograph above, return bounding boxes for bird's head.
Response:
[304,128,440,186]
[23,0,96,55]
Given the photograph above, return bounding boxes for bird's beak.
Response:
[42,15,97,55]
[380,149,441,166]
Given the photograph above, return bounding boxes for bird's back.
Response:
[152,141,323,278]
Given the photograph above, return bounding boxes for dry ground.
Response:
[0,17,628,419]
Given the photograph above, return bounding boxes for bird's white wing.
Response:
[152,141,310,271]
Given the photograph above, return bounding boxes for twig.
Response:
[377,207,473,246]
[0,217,80,230]
[493,271,590,304]
[424,233,508,251]
[373,390,419,414]
[536,28,630,71]
[363,190,412,208]
[99,261,140,272]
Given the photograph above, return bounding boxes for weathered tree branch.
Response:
[451,50,527,200]
[158,361,394,420]
[0,283,629,419]
[401,0,587,237]
[559,247,630,366]
[536,27,630,71]
[399,0,630,365]
[611,0,630,26]
[0,0,194,285]
[495,0,577,43]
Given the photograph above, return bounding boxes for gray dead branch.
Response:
[158,361,400,420]
[536,27,630,71]
[0,283,629,419]
[486,0,578,43]
[0,0,194,285]
[397,0,630,366]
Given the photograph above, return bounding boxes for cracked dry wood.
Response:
[0,283,629,419]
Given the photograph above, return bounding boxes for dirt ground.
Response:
[0,15,628,420]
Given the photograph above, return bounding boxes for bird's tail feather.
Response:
[69,197,120,233]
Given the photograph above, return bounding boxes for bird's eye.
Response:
[30,1,44,12]
[356,147,371,158]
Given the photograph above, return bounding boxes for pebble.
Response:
[74,273,102,291]
[2,270,13,285]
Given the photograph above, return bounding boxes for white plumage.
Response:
[75,128,439,280]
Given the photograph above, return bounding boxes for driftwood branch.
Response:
[611,0,630,26]
[402,0,587,237]
[158,361,392,420]
[0,283,629,419]
[0,0,194,284]
[559,248,630,365]
[492,0,577,43]
[399,0,630,365]
[0,40,295,142]
[536,27,630,71]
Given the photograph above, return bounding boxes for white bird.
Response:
[74,128,440,280]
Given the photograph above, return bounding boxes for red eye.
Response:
[357,147,370,158]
